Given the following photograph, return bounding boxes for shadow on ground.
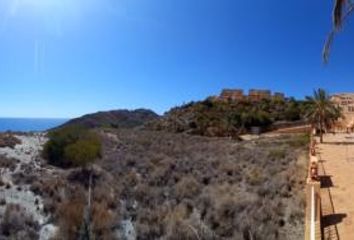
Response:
[320,175,334,188]
[322,214,347,228]
[319,158,342,240]
[322,142,354,145]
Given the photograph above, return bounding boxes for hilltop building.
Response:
[248,89,271,101]
[219,89,244,101]
[331,93,354,129]
[218,88,285,102]
[274,92,285,100]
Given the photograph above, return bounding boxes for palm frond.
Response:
[323,31,335,64]
[323,0,354,63]
[334,0,345,29]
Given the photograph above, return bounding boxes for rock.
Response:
[39,224,58,240]
[115,219,136,240]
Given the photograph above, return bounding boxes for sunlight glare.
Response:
[18,0,70,9]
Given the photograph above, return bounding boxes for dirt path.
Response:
[317,133,354,240]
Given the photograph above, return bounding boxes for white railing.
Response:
[311,185,315,240]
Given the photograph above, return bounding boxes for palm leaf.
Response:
[323,0,354,63]
[334,0,345,29]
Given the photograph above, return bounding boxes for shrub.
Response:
[56,195,117,240]
[0,155,17,171]
[246,168,264,186]
[43,126,101,168]
[268,148,287,160]
[0,204,39,239]
[64,138,101,168]
[175,176,201,201]
[56,198,85,240]
[0,133,21,148]
[286,134,310,148]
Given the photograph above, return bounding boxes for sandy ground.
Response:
[318,133,354,240]
[0,134,57,240]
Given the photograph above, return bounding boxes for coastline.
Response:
[0,118,68,133]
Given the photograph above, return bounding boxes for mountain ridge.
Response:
[59,108,160,129]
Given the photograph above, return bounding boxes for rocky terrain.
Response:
[0,130,308,240]
[145,98,309,137]
[0,133,57,240]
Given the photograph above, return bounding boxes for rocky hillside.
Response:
[145,98,309,137]
[60,109,159,129]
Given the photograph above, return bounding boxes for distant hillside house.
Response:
[218,88,285,102]
[331,93,354,129]
[248,89,271,101]
[274,92,285,100]
[219,89,244,101]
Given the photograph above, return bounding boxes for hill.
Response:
[60,109,159,129]
[145,98,309,137]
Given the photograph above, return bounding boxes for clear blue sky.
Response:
[0,0,353,118]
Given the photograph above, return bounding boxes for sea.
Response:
[0,118,69,132]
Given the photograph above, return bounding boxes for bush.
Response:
[175,176,201,201]
[56,198,85,240]
[64,138,101,168]
[0,204,39,239]
[0,133,21,148]
[43,126,101,168]
[286,134,310,148]
[0,155,17,171]
[56,194,117,240]
[268,148,287,160]
[246,168,264,186]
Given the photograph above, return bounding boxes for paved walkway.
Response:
[317,133,354,240]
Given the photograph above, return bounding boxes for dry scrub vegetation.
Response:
[0,134,21,149]
[0,130,307,239]
[0,204,39,239]
[97,129,307,240]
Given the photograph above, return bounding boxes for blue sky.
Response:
[0,0,353,118]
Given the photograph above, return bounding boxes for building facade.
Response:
[248,89,271,101]
[218,88,286,102]
[219,89,244,101]
[331,93,354,129]
[273,92,285,100]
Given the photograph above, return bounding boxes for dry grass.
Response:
[96,129,307,240]
[54,184,119,240]
[0,155,17,171]
[0,133,21,149]
[0,204,39,239]
[17,129,307,239]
